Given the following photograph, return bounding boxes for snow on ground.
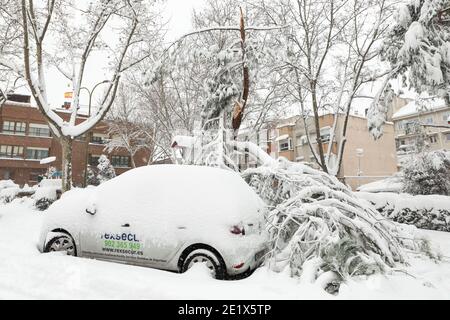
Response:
[0,202,450,300]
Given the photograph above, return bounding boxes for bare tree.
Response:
[1,0,161,192]
[105,84,157,168]
[247,0,395,175]
[0,0,22,107]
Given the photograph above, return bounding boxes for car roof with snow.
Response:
[50,165,265,233]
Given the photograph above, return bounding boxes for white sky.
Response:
[30,0,205,111]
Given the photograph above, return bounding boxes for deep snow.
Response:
[0,201,449,300]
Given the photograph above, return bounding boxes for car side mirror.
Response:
[86,208,96,216]
[86,202,97,216]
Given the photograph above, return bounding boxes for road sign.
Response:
[64,91,73,99]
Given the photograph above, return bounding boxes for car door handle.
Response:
[121,223,130,228]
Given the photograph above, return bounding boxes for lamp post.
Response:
[81,80,110,187]
[356,148,364,177]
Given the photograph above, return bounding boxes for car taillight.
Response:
[230,225,246,236]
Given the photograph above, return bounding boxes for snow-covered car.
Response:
[38,165,268,279]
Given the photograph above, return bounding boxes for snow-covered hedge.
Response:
[33,187,58,211]
[357,192,450,232]
[33,179,61,211]
[0,186,21,204]
[0,180,18,191]
[0,179,61,210]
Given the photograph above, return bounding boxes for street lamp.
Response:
[356,148,364,177]
[81,80,111,187]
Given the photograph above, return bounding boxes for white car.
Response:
[38,165,268,279]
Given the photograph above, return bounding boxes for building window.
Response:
[297,135,308,146]
[320,127,331,143]
[111,156,130,168]
[30,169,46,183]
[89,154,101,166]
[443,113,450,122]
[91,134,108,145]
[405,121,420,135]
[429,135,438,144]
[29,124,51,137]
[0,145,24,159]
[425,117,434,125]
[26,148,49,160]
[446,133,450,141]
[2,121,26,135]
[75,134,86,141]
[279,138,292,152]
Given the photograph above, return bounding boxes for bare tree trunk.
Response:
[0,89,6,108]
[310,81,328,173]
[130,155,137,169]
[232,7,250,136]
[60,138,73,193]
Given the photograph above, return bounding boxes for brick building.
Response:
[0,94,151,187]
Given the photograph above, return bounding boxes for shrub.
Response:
[402,151,450,196]
[33,187,58,211]
[357,192,450,232]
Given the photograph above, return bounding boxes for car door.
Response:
[79,199,148,266]
[133,221,186,269]
[79,187,186,269]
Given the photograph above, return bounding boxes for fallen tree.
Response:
[173,131,438,293]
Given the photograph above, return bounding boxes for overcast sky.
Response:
[41,0,205,111]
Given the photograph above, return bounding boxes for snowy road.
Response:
[1,202,450,300]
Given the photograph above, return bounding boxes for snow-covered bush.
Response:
[86,167,100,186]
[96,155,116,184]
[34,187,58,211]
[357,192,450,232]
[0,180,20,203]
[401,151,450,196]
[0,180,18,191]
[33,179,61,211]
[86,156,116,187]
[0,185,21,204]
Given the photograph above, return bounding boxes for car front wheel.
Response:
[181,249,226,280]
[44,233,77,256]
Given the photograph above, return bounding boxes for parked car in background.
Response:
[39,165,268,279]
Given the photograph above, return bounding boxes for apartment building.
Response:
[235,123,276,171]
[271,114,398,190]
[0,94,151,186]
[392,98,450,164]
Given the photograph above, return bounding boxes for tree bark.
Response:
[232,7,250,136]
[60,137,73,193]
[130,155,137,169]
[310,80,328,173]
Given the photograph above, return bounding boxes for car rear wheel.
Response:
[181,249,226,280]
[44,234,77,256]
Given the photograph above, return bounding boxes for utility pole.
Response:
[81,80,110,187]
